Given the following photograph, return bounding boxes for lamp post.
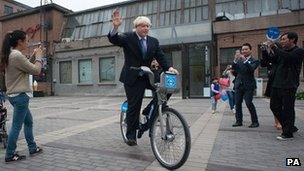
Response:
[40,0,54,95]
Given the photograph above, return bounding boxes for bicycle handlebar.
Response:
[130,66,156,88]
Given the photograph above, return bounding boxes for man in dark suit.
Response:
[108,10,178,146]
[268,32,304,140]
[232,43,260,128]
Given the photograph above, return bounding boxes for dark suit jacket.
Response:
[108,31,169,86]
[271,46,304,89]
[260,50,277,97]
[232,57,260,90]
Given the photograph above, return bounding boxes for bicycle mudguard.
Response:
[121,101,128,113]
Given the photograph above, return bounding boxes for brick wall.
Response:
[1,9,67,95]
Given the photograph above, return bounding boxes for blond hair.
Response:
[133,16,151,28]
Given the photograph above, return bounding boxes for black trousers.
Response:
[235,87,258,124]
[124,77,153,140]
[270,88,296,137]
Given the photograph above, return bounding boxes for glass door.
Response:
[162,45,182,97]
[188,43,211,98]
[188,44,204,97]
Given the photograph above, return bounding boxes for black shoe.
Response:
[292,126,298,133]
[232,122,242,127]
[5,153,26,163]
[29,147,43,156]
[137,123,149,139]
[125,139,137,146]
[248,123,259,128]
[276,134,293,141]
[137,129,144,139]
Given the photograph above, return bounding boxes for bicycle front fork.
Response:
[158,106,173,140]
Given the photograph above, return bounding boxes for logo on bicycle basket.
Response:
[165,74,177,89]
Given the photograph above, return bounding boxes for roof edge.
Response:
[3,0,32,9]
[0,3,73,21]
[66,0,137,16]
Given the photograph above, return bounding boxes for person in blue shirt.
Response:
[210,78,220,114]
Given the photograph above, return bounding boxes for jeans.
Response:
[211,96,217,110]
[226,91,235,110]
[5,93,37,158]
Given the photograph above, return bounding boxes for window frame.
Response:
[99,56,116,83]
[78,59,93,84]
[59,61,72,84]
[4,5,13,15]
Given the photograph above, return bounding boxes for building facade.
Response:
[54,0,214,98]
[0,3,71,95]
[214,0,304,91]
[0,0,31,16]
[53,0,304,97]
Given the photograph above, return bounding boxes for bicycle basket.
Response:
[159,72,180,94]
[121,101,128,113]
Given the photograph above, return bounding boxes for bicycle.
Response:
[120,66,191,170]
[0,91,8,149]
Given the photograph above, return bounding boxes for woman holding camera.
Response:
[0,30,44,162]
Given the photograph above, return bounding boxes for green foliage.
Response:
[296,91,304,100]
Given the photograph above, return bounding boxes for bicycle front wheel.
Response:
[120,111,128,143]
[150,108,191,170]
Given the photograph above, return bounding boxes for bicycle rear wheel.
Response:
[150,108,191,170]
[0,124,7,149]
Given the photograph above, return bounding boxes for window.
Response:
[215,0,244,15]
[219,47,241,74]
[59,61,72,84]
[84,25,91,38]
[79,26,85,39]
[99,57,115,82]
[4,5,13,15]
[78,59,92,83]
[75,15,84,25]
[282,0,301,10]
[183,0,209,24]
[101,22,111,35]
[261,0,278,12]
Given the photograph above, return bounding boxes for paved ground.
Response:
[206,98,304,171]
[0,96,303,171]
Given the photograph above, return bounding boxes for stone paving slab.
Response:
[0,97,207,170]
[206,99,304,171]
[1,96,303,171]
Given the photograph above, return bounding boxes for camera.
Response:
[260,42,268,50]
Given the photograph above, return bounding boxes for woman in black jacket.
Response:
[260,45,281,130]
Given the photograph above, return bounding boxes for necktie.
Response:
[139,39,147,59]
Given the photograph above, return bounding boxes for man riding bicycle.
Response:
[108,9,178,146]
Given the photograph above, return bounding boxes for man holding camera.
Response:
[232,43,260,128]
[267,32,304,140]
